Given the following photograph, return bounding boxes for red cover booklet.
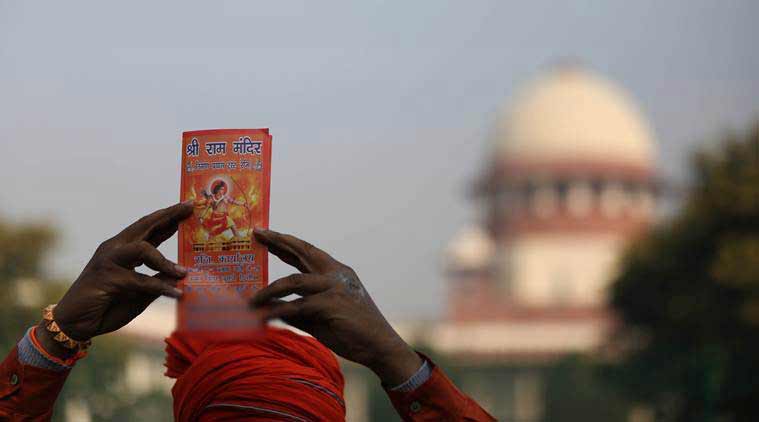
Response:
[177,129,272,333]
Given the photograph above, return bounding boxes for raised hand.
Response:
[45,202,193,354]
[250,229,423,386]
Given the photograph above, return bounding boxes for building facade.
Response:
[431,64,659,420]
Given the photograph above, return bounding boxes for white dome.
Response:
[445,226,494,271]
[494,66,655,169]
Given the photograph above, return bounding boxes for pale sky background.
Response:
[1,1,758,318]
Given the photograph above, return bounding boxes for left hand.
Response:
[250,229,423,386]
[39,202,193,357]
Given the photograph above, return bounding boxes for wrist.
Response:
[368,339,424,387]
[35,321,78,361]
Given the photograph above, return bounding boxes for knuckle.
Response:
[88,256,109,272]
[305,246,321,262]
[320,289,338,301]
[141,277,160,290]
[96,238,117,253]
[333,265,357,282]
[302,240,316,252]
[135,213,153,227]
[339,264,356,275]
[333,287,351,299]
[305,296,326,316]
[135,241,156,259]
[288,275,305,289]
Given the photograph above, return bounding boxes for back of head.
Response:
[165,327,345,421]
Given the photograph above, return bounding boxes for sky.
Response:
[1,1,758,318]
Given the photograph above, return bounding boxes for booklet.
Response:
[177,129,272,333]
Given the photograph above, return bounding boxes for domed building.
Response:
[430,65,660,420]
[447,64,657,323]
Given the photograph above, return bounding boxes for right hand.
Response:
[250,229,423,386]
[51,202,193,346]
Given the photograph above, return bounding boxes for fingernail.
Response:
[253,227,267,234]
[182,199,194,206]
[175,264,188,275]
[169,287,183,298]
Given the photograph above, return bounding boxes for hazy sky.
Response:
[1,1,758,318]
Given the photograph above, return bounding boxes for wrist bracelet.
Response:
[29,326,86,367]
[42,304,92,351]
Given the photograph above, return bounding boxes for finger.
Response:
[249,274,332,307]
[111,241,187,278]
[146,219,181,248]
[129,272,183,298]
[260,241,310,273]
[117,202,194,246]
[259,296,319,321]
[253,229,335,273]
[250,298,318,334]
[266,299,317,333]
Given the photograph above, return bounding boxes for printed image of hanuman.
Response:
[194,180,247,239]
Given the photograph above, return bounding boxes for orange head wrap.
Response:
[165,327,345,421]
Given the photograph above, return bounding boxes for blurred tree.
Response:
[543,355,631,422]
[0,219,59,363]
[0,218,173,421]
[610,124,759,421]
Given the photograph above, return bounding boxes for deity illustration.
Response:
[195,180,247,240]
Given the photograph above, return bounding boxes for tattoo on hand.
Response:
[334,270,366,298]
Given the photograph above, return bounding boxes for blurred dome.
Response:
[445,226,494,271]
[493,65,655,169]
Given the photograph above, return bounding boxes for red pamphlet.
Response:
[177,129,272,333]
